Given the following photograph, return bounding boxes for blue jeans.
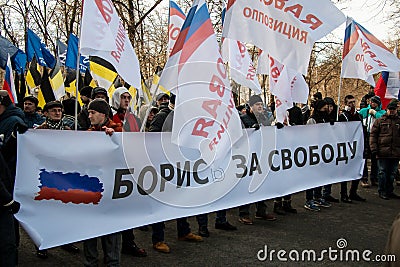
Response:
[323,184,332,198]
[0,210,17,267]
[306,186,322,201]
[196,210,228,227]
[377,158,399,195]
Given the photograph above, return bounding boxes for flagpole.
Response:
[74,4,83,131]
[336,75,343,121]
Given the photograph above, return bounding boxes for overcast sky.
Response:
[334,0,395,41]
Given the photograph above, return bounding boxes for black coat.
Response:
[0,153,13,206]
[149,103,174,132]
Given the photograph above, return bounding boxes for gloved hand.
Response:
[276,122,284,129]
[251,124,260,131]
[13,122,28,136]
[369,109,377,116]
[4,200,20,214]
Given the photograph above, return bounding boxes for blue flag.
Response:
[57,39,68,66]
[65,33,89,72]
[26,29,56,68]
[12,49,27,74]
[0,35,18,69]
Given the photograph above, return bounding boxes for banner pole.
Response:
[74,2,83,131]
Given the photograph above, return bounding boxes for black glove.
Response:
[276,122,284,129]
[4,200,20,214]
[251,124,260,131]
[14,122,28,134]
[330,120,335,126]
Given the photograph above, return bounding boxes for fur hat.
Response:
[88,99,110,116]
[23,95,39,106]
[43,101,63,112]
[248,95,263,106]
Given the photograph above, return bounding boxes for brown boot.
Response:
[273,201,286,215]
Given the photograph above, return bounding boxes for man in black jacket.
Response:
[0,152,20,267]
[339,95,366,203]
[238,95,276,225]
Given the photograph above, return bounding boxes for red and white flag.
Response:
[341,17,400,86]
[222,0,345,75]
[168,1,186,57]
[80,0,141,89]
[221,39,261,94]
[167,0,242,164]
[269,56,308,123]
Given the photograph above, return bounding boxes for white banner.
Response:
[15,122,363,249]
[80,0,141,89]
[222,0,345,74]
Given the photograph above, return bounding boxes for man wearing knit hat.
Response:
[23,95,45,128]
[359,95,386,187]
[238,95,276,224]
[370,99,400,200]
[84,98,123,265]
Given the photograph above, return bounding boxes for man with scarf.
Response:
[35,100,80,258]
[338,95,366,203]
[370,100,400,200]
[304,100,332,211]
[36,101,70,130]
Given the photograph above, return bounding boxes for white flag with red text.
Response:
[169,0,243,164]
[341,17,400,86]
[80,0,141,89]
[269,56,309,123]
[221,39,261,93]
[222,0,345,75]
[256,49,269,75]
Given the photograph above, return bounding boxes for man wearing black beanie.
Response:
[84,98,123,266]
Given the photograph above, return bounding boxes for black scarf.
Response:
[46,118,65,130]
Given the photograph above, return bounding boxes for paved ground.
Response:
[17,182,400,266]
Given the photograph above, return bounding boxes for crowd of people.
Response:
[1,86,400,266]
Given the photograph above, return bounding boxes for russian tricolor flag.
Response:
[375,71,400,110]
[3,54,17,103]
[35,169,104,205]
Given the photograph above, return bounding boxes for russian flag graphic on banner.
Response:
[35,169,104,204]
[3,54,17,103]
